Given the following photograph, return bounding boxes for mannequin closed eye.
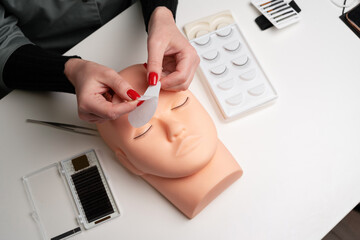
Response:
[133,97,189,139]
[171,97,189,110]
[134,125,152,139]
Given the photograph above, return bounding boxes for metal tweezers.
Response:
[26,119,99,136]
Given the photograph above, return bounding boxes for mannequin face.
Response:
[97,65,217,178]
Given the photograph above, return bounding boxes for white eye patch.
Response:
[128,81,161,128]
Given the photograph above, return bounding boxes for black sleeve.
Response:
[3,44,79,94]
[140,0,178,32]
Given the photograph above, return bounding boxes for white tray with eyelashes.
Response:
[184,11,277,120]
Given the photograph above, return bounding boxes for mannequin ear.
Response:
[115,149,144,176]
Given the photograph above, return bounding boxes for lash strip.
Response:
[171,97,189,110]
[134,125,152,139]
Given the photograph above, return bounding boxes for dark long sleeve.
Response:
[3,44,79,93]
[140,0,178,31]
[2,0,178,95]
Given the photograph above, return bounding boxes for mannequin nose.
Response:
[162,117,185,141]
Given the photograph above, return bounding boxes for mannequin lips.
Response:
[176,135,201,157]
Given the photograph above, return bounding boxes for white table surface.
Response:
[1,1,360,239]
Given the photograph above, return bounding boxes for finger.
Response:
[160,72,188,91]
[147,38,167,85]
[161,61,198,91]
[79,93,138,120]
[102,72,141,101]
[161,71,193,92]
[91,118,106,124]
[163,53,198,91]
[102,89,114,102]
[161,48,199,90]
[78,112,104,123]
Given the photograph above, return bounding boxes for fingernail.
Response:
[148,72,158,86]
[137,100,144,107]
[143,63,147,69]
[127,89,140,100]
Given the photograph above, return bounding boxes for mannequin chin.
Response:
[97,64,242,218]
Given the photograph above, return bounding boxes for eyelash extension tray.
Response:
[184,10,277,120]
[22,149,120,240]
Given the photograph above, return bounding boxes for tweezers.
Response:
[26,119,99,136]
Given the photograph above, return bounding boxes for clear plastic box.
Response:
[22,149,120,240]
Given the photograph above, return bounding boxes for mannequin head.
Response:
[97,64,217,178]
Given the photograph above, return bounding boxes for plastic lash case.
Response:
[22,149,120,240]
[251,0,300,29]
[184,10,277,120]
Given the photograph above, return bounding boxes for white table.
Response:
[1,1,360,239]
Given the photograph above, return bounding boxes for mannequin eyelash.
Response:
[171,97,189,110]
[134,125,152,139]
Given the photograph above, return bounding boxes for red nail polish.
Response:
[127,89,140,100]
[137,100,144,107]
[143,63,147,69]
[148,72,158,85]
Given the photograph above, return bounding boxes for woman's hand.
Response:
[146,7,200,91]
[64,58,141,123]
